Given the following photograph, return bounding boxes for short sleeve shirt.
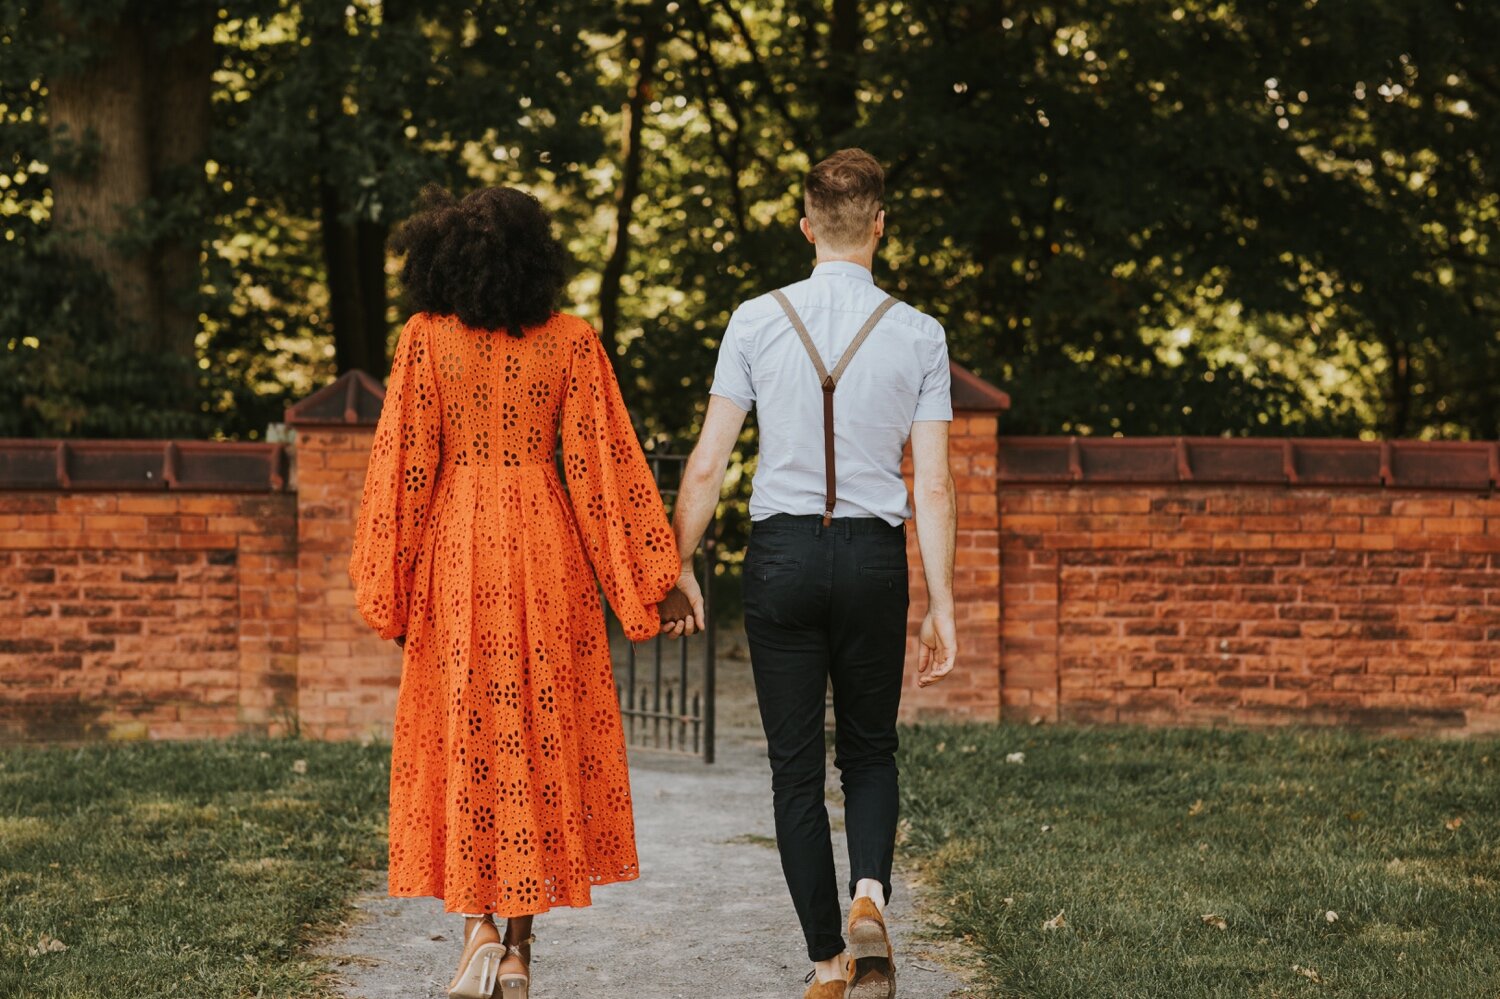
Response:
[710,261,951,525]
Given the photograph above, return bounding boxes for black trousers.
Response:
[743,513,909,962]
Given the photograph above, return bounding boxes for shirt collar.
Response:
[811,260,875,285]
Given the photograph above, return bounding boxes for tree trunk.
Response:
[804,0,864,146]
[828,0,864,140]
[321,185,380,376]
[46,16,157,345]
[313,7,392,378]
[598,1,667,362]
[147,22,216,362]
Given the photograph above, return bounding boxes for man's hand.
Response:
[917,610,956,687]
[661,567,706,638]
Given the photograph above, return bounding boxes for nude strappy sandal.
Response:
[497,934,534,997]
[447,916,507,999]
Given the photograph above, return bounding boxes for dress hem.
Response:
[389,868,642,918]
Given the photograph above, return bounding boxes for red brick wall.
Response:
[1000,485,1500,733]
[0,491,297,741]
[899,412,1003,720]
[7,397,1497,741]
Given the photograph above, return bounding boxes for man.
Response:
[666,148,958,999]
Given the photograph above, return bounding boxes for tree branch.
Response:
[711,0,815,152]
[599,0,669,361]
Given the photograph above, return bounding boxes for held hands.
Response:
[917,610,957,687]
[659,567,706,639]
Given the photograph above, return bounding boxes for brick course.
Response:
[998,484,1500,733]
[0,491,296,741]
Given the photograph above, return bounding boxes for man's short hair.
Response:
[804,148,884,250]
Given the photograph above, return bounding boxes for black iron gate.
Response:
[613,454,716,763]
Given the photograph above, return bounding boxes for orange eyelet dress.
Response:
[348,311,679,916]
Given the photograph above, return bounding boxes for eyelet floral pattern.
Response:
[349,311,679,917]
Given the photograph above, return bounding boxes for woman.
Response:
[349,185,681,999]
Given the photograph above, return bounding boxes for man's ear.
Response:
[873,209,886,240]
[800,217,816,244]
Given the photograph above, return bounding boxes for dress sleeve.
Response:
[560,322,680,642]
[349,314,442,641]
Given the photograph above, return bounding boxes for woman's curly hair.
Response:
[391,185,568,337]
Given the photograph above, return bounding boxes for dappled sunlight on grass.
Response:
[0,738,390,998]
[900,724,1500,997]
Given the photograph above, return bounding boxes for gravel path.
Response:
[316,733,976,999]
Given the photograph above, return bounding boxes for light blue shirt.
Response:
[711,261,952,525]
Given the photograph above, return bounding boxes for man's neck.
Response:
[814,251,876,272]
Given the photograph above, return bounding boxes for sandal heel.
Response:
[447,942,505,999]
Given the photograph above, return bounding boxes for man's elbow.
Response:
[914,473,955,509]
[683,448,728,493]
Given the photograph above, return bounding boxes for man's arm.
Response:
[911,420,957,685]
[664,395,749,636]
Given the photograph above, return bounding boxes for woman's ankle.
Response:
[503,914,534,945]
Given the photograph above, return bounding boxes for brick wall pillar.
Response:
[897,366,1009,720]
[285,372,398,740]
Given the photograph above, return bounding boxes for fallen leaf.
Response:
[1002,897,1014,907]
[1006,752,1026,764]
[27,934,67,956]
[1293,964,1326,984]
[1324,910,1338,923]
[1042,910,1065,931]
[1188,799,1206,817]
[960,745,977,754]
[935,741,946,753]
[1345,810,1364,823]
[1040,823,1054,833]
[430,933,446,941]
[1201,913,1228,931]
[291,759,308,775]
[1445,816,1463,831]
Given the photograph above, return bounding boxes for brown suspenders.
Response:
[769,289,900,527]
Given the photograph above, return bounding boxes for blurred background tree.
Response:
[1,0,1495,443]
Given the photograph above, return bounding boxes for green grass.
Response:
[0,739,389,999]
[899,725,1500,999]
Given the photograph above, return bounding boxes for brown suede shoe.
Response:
[846,898,895,999]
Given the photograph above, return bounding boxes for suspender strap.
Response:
[769,289,900,526]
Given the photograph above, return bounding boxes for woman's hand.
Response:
[660,568,705,638]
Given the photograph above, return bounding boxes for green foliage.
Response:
[620,0,1497,440]
[0,228,211,437]
[900,723,1500,997]
[1,0,1496,442]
